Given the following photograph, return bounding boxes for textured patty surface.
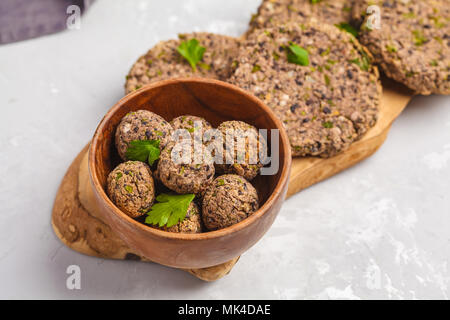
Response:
[156,141,215,195]
[125,33,240,94]
[202,174,259,231]
[115,110,173,160]
[230,21,381,157]
[249,0,355,32]
[170,115,213,142]
[106,161,155,218]
[214,120,266,180]
[353,0,450,95]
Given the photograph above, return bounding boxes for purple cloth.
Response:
[0,0,94,45]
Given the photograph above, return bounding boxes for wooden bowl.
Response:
[89,78,292,269]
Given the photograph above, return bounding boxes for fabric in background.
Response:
[0,0,95,45]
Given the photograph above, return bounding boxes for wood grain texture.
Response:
[51,79,412,281]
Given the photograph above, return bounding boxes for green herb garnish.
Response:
[145,194,195,228]
[272,51,280,60]
[322,121,334,129]
[286,43,309,66]
[199,63,211,71]
[335,22,359,38]
[342,5,351,12]
[252,64,262,73]
[403,12,416,19]
[324,74,331,86]
[406,70,417,78]
[434,36,443,45]
[430,16,445,28]
[327,59,337,65]
[386,44,398,53]
[320,47,331,57]
[349,52,371,72]
[157,50,166,58]
[177,39,206,72]
[125,140,160,166]
[412,30,427,46]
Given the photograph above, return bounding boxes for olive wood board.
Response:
[51,79,413,282]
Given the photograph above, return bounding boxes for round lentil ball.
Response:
[214,120,267,180]
[115,110,173,160]
[106,161,155,218]
[170,115,213,141]
[156,141,215,195]
[202,174,259,230]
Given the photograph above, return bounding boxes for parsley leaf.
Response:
[322,121,334,128]
[125,140,160,166]
[335,22,359,38]
[349,50,371,72]
[412,30,427,46]
[252,64,261,73]
[145,194,195,228]
[386,44,398,53]
[177,39,206,72]
[286,43,309,66]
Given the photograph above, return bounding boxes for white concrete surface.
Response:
[0,0,449,299]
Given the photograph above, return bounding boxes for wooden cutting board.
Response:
[51,78,413,281]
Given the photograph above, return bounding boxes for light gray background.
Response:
[0,0,449,299]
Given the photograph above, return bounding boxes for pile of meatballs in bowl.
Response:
[108,109,265,233]
[88,79,291,268]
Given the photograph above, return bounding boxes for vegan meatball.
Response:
[106,161,155,218]
[115,110,173,160]
[202,174,259,230]
[156,202,202,234]
[170,115,213,141]
[215,120,267,181]
[156,141,215,195]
